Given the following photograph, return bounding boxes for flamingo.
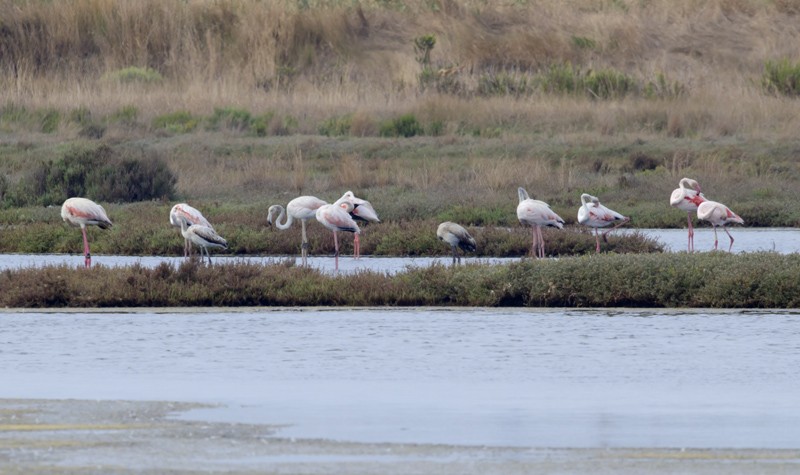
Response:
[517,187,564,258]
[334,191,380,259]
[61,197,113,268]
[316,201,360,271]
[176,216,228,264]
[170,203,212,259]
[577,194,630,254]
[437,222,477,264]
[697,201,744,252]
[670,178,706,251]
[268,196,328,266]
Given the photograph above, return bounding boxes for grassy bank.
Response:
[1,252,796,308]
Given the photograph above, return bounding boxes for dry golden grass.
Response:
[2,0,800,138]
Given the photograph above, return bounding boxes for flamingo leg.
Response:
[301,220,308,266]
[713,226,719,250]
[602,218,630,243]
[184,238,188,259]
[334,231,339,271]
[722,225,735,252]
[354,233,360,260]
[537,226,546,258]
[687,211,694,251]
[206,247,212,265]
[82,227,91,268]
[595,228,600,254]
[451,245,458,264]
[530,227,538,257]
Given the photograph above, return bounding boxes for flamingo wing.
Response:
[171,203,212,228]
[317,205,360,233]
[189,225,228,248]
[62,198,113,229]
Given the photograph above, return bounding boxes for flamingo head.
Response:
[339,201,355,213]
[267,205,279,226]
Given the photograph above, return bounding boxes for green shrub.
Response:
[69,107,91,126]
[110,105,139,124]
[152,111,195,133]
[428,120,445,136]
[0,102,30,125]
[762,57,800,96]
[39,108,61,133]
[206,107,252,131]
[379,113,424,138]
[477,71,531,96]
[102,66,163,84]
[644,73,686,100]
[1,145,176,208]
[571,36,596,50]
[318,114,352,136]
[252,111,276,137]
[584,68,637,99]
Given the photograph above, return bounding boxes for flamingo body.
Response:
[697,200,743,252]
[170,203,212,258]
[316,202,361,270]
[334,191,380,259]
[268,195,328,266]
[517,187,564,258]
[61,197,112,268]
[577,194,630,253]
[437,222,476,264]
[670,178,706,251]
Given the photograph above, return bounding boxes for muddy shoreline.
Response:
[1,399,798,474]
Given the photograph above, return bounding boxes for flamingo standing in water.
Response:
[697,201,744,252]
[577,194,630,254]
[176,216,228,264]
[334,191,380,259]
[316,201,360,271]
[268,196,328,266]
[517,187,564,258]
[670,178,706,251]
[170,203,212,259]
[61,197,113,268]
[437,222,477,264]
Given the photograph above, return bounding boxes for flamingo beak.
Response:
[695,185,703,194]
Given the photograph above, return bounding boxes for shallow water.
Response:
[630,227,800,253]
[2,308,799,449]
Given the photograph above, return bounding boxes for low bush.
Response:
[379,113,424,138]
[318,114,352,136]
[152,111,196,133]
[762,57,800,96]
[206,107,252,132]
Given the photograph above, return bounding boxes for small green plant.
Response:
[428,120,445,136]
[69,107,91,126]
[109,105,139,124]
[319,114,352,136]
[477,71,531,96]
[152,111,195,133]
[206,107,252,131]
[102,66,163,84]
[414,34,437,68]
[644,73,686,100]
[584,68,637,99]
[252,111,276,137]
[571,36,596,50]
[39,108,61,133]
[379,113,424,138]
[762,57,800,96]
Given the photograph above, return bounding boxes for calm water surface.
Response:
[1,308,799,449]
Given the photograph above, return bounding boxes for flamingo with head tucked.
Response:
[268,195,328,266]
[61,197,113,268]
[670,178,706,251]
[437,222,476,264]
[517,187,564,258]
[577,193,630,254]
[176,216,228,264]
[334,191,380,259]
[170,203,212,259]
[697,200,744,252]
[316,201,360,271]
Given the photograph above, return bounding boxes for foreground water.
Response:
[2,308,799,449]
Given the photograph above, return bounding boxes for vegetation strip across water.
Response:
[1,252,796,308]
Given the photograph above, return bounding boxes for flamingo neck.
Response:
[274,206,294,230]
[518,188,530,203]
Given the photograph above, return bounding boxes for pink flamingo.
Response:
[334,191,380,259]
[268,195,328,266]
[316,201,360,270]
[517,187,564,258]
[170,203,212,259]
[670,178,706,251]
[61,197,113,268]
[437,221,476,264]
[697,201,744,252]
[577,193,630,254]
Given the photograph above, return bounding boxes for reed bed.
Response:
[1,252,797,308]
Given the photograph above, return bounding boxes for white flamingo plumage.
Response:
[316,201,360,270]
[61,197,113,268]
[268,195,328,266]
[517,187,564,258]
[697,200,744,252]
[670,178,707,251]
[170,203,212,259]
[437,222,476,264]
[176,216,228,264]
[334,191,380,259]
[577,194,630,254]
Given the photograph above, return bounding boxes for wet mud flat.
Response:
[1,399,798,475]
